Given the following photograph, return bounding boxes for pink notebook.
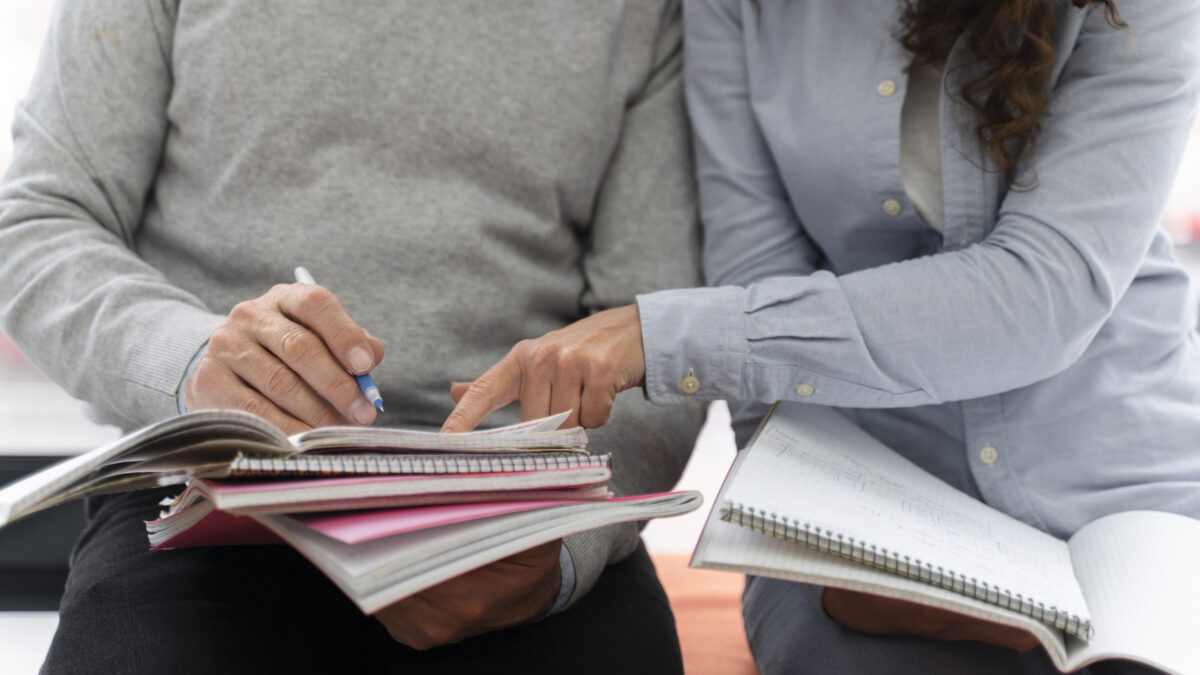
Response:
[148,492,610,549]
[294,500,587,544]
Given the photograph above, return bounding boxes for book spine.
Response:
[719,501,1095,642]
[228,452,611,478]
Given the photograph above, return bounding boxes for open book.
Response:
[0,409,585,527]
[691,402,1200,674]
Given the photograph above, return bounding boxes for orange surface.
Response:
[652,554,759,675]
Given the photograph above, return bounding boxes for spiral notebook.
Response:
[160,459,613,516]
[691,402,1200,674]
[226,451,603,478]
[0,409,585,527]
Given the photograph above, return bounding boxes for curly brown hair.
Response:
[898,0,1126,186]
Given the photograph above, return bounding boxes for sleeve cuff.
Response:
[546,542,576,616]
[126,307,225,425]
[636,286,746,404]
[176,339,210,414]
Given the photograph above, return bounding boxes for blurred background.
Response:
[0,1,1197,672]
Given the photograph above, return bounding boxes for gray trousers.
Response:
[742,576,1161,675]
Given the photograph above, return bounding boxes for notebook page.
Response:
[723,403,1089,627]
[351,492,702,613]
[271,493,700,580]
[200,467,612,514]
[290,412,586,453]
[1063,511,1200,673]
[692,507,1070,666]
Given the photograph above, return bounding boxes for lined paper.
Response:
[1063,510,1200,673]
[719,403,1091,632]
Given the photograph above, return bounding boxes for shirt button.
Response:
[883,198,902,216]
[680,372,701,395]
[795,383,815,397]
[877,80,897,97]
[979,445,999,465]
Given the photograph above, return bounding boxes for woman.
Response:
[444,0,1200,671]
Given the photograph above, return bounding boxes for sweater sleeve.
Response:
[562,394,705,609]
[564,0,707,608]
[0,0,224,429]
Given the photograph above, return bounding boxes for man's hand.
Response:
[822,588,1040,652]
[441,304,644,432]
[374,539,563,650]
[185,282,384,434]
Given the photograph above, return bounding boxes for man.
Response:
[0,1,702,672]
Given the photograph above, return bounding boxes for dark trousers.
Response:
[42,488,683,674]
[742,575,1162,675]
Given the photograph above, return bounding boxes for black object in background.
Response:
[0,456,84,610]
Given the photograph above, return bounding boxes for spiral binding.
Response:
[719,500,1094,642]
[228,451,611,477]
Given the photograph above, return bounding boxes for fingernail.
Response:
[348,346,373,373]
[351,397,376,425]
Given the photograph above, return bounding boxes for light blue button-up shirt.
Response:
[638,0,1200,538]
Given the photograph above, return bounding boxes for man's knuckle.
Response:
[331,376,361,404]
[190,361,219,390]
[458,599,491,625]
[423,623,461,647]
[228,301,258,323]
[236,395,272,419]
[313,407,344,428]
[278,327,319,362]
[294,285,335,315]
[406,636,436,651]
[263,364,301,400]
[206,329,237,356]
[324,322,357,349]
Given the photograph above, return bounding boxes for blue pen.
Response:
[294,266,385,414]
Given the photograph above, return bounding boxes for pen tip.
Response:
[376,404,385,413]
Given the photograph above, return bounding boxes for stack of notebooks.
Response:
[0,409,700,614]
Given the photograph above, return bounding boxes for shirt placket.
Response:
[938,38,1044,527]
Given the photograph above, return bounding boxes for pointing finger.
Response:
[441,355,523,432]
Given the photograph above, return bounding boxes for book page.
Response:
[291,414,587,453]
[0,409,286,525]
[1063,510,1200,674]
[721,403,1090,631]
[256,491,702,613]
[198,466,613,514]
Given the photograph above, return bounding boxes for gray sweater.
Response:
[0,0,703,607]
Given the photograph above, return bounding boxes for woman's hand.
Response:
[185,282,384,434]
[441,304,645,431]
[822,588,1040,652]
